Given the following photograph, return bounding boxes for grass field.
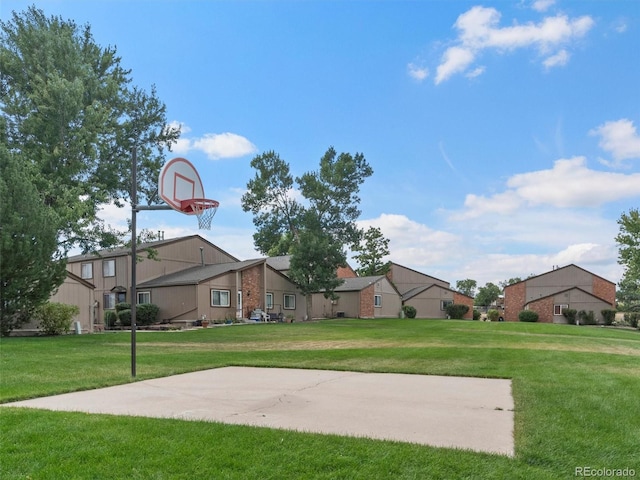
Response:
[1,319,639,479]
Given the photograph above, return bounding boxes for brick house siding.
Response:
[241,264,264,317]
[527,296,555,323]
[504,282,526,322]
[453,292,474,319]
[360,283,375,318]
[592,275,616,306]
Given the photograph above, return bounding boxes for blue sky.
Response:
[3,0,639,288]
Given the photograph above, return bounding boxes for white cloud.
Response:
[169,122,257,160]
[543,49,570,68]
[532,0,555,13]
[407,62,429,81]
[455,157,640,217]
[590,119,640,165]
[434,6,594,83]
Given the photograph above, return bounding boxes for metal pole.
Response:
[131,147,137,378]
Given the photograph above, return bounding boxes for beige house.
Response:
[386,263,474,319]
[503,264,616,323]
[311,275,402,319]
[15,271,96,335]
[137,258,307,324]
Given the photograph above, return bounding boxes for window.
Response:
[81,262,93,279]
[103,293,116,309]
[374,294,382,307]
[441,300,453,311]
[283,294,296,310]
[266,293,273,309]
[554,304,568,315]
[103,259,115,277]
[137,291,151,304]
[211,289,230,307]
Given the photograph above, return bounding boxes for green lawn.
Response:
[1,319,639,479]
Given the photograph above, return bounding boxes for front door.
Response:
[237,291,243,319]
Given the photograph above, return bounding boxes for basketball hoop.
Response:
[180,198,219,230]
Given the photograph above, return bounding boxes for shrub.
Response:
[562,308,577,325]
[624,312,640,329]
[577,310,596,325]
[104,310,118,328]
[472,309,481,320]
[518,310,539,322]
[402,305,417,319]
[136,304,160,326]
[115,302,131,312]
[118,309,132,327]
[446,304,469,320]
[34,302,80,335]
[601,309,616,326]
[487,309,500,322]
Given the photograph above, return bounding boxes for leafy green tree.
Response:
[474,282,501,307]
[455,279,477,298]
[1,6,179,255]
[242,147,373,318]
[616,209,640,310]
[0,146,67,335]
[499,277,522,290]
[353,227,391,277]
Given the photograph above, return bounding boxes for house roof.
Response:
[266,255,291,272]
[333,275,386,292]
[389,262,450,287]
[67,235,239,262]
[138,259,264,288]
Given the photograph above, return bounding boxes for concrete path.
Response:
[4,367,514,456]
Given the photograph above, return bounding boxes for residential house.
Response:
[311,275,402,319]
[137,259,307,324]
[15,271,96,335]
[386,263,474,319]
[503,264,616,324]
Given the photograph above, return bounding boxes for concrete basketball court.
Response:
[5,367,514,456]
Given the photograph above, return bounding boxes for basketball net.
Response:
[180,198,219,230]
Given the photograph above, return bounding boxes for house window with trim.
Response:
[137,291,151,304]
[554,304,568,316]
[283,294,296,310]
[103,259,115,277]
[211,289,230,307]
[81,262,93,279]
[266,292,273,310]
[441,300,453,311]
[374,294,382,307]
[103,293,116,310]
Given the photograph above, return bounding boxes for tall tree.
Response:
[474,282,501,306]
[242,147,373,318]
[0,144,67,335]
[616,208,640,310]
[455,279,477,298]
[0,6,179,255]
[499,277,522,290]
[353,227,391,277]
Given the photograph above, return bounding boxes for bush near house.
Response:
[562,308,577,325]
[446,304,469,320]
[624,312,639,329]
[104,310,118,328]
[34,302,80,336]
[601,309,616,326]
[115,302,131,313]
[487,309,500,322]
[519,310,539,322]
[577,310,596,325]
[136,304,160,326]
[402,305,416,318]
[472,309,481,320]
[117,309,132,327]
